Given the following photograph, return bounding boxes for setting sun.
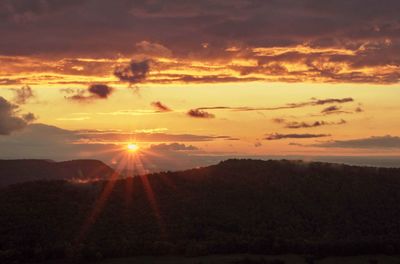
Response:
[127,143,139,152]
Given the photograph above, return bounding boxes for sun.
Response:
[127,143,139,152]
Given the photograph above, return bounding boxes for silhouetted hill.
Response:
[1,159,400,263]
[0,159,115,187]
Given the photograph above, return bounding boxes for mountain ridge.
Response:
[0,159,115,187]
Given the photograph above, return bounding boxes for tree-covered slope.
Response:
[1,159,400,263]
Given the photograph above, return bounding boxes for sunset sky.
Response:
[1,0,400,171]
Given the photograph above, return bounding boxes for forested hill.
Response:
[0,159,115,187]
[1,159,400,263]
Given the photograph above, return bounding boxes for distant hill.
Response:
[0,159,116,187]
[1,159,400,263]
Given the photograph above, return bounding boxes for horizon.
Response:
[2,155,400,174]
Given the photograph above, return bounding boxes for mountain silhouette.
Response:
[0,159,115,187]
[1,159,400,262]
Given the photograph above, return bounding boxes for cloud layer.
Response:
[273,118,347,129]
[0,1,399,85]
[313,136,400,149]
[265,133,330,140]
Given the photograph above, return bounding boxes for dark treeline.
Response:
[1,159,400,263]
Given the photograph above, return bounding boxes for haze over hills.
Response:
[0,159,115,187]
[1,159,400,263]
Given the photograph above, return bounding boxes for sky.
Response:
[0,0,400,171]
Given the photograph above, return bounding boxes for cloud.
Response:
[63,84,114,102]
[62,89,87,101]
[190,97,355,117]
[88,84,114,98]
[135,41,172,57]
[11,85,35,104]
[311,98,354,105]
[22,112,37,122]
[265,133,330,140]
[187,109,215,119]
[114,60,150,85]
[273,118,347,129]
[200,97,354,111]
[76,129,232,143]
[320,105,354,115]
[312,136,400,149]
[151,101,172,112]
[321,105,341,114]
[148,143,199,152]
[0,96,36,135]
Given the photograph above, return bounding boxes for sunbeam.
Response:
[75,144,168,244]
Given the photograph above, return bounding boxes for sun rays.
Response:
[75,143,170,244]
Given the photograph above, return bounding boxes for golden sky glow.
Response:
[0,0,400,170]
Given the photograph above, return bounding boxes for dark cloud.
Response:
[114,60,150,85]
[187,109,215,119]
[0,96,35,135]
[88,84,114,98]
[265,133,330,140]
[273,118,347,129]
[321,105,341,114]
[312,98,354,105]
[63,84,114,102]
[11,85,35,104]
[192,97,355,116]
[21,112,37,122]
[312,136,400,149]
[151,101,171,112]
[320,105,354,115]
